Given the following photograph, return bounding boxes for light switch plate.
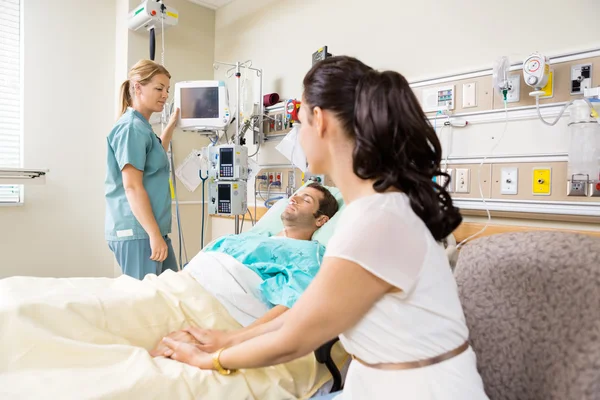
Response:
[455,168,470,193]
[500,167,518,195]
[506,74,520,103]
[462,82,477,108]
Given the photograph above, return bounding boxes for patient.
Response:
[150,182,339,356]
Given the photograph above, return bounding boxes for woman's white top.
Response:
[325,192,488,399]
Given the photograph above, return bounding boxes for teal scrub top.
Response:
[104,108,171,241]
[202,232,326,308]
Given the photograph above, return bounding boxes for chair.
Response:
[315,338,343,393]
[454,231,600,400]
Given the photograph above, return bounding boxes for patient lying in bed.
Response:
[151,183,339,355]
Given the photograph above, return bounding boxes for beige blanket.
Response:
[0,270,346,400]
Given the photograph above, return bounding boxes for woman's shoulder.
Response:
[345,192,411,218]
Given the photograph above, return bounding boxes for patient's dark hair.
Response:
[306,182,338,219]
[302,56,462,241]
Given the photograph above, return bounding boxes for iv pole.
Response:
[213,60,263,234]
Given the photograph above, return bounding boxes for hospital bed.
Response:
[0,184,348,400]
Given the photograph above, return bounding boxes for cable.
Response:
[199,168,208,250]
[247,208,255,226]
[240,213,246,232]
[535,96,574,127]
[457,96,509,249]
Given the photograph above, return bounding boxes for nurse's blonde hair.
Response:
[120,60,171,115]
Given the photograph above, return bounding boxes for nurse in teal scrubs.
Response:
[105,59,180,279]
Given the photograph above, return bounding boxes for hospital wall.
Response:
[213,0,600,232]
[121,0,216,275]
[0,0,118,278]
[0,0,216,279]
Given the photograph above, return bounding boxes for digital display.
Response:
[218,184,231,202]
[180,87,219,119]
[220,147,233,165]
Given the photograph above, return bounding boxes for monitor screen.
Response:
[218,184,231,201]
[180,87,219,119]
[220,147,233,166]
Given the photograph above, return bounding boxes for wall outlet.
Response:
[500,167,518,195]
[506,74,521,103]
[567,179,588,196]
[306,174,325,184]
[455,168,470,193]
[267,172,275,187]
[532,168,551,195]
[274,171,283,185]
[570,64,592,95]
[589,181,600,197]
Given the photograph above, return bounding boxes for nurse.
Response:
[105,59,180,279]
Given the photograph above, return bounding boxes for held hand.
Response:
[149,330,200,357]
[168,107,180,129]
[149,234,168,262]
[183,327,233,353]
[162,337,214,369]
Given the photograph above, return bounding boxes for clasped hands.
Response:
[149,327,231,369]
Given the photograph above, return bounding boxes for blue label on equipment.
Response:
[218,81,225,87]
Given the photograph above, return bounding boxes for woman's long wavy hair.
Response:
[302,56,462,241]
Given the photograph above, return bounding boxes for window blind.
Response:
[0,0,22,203]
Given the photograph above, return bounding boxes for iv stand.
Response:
[213,60,263,234]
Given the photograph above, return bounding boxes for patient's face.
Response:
[281,187,323,229]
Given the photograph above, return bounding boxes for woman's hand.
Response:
[149,234,168,262]
[167,107,180,129]
[162,336,214,369]
[182,327,233,353]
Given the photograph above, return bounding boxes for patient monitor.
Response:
[174,80,230,132]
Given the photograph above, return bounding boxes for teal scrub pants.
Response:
[108,235,179,280]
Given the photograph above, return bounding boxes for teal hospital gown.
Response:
[202,232,326,308]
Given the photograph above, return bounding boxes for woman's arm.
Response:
[122,165,168,261]
[163,257,393,369]
[160,108,179,151]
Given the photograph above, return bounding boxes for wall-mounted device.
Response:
[312,46,332,66]
[523,52,550,97]
[208,181,247,215]
[206,144,249,180]
[127,0,179,61]
[128,0,178,32]
[570,64,593,95]
[174,80,230,132]
[422,85,455,113]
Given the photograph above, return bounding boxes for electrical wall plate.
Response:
[462,82,477,108]
[506,74,521,103]
[532,168,551,195]
[589,181,600,197]
[455,168,470,193]
[500,167,518,195]
[570,64,593,95]
[567,178,588,196]
[422,85,455,113]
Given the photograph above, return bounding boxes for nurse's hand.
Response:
[150,234,168,262]
[162,337,214,369]
[167,107,180,129]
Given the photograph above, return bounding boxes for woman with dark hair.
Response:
[160,56,488,399]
